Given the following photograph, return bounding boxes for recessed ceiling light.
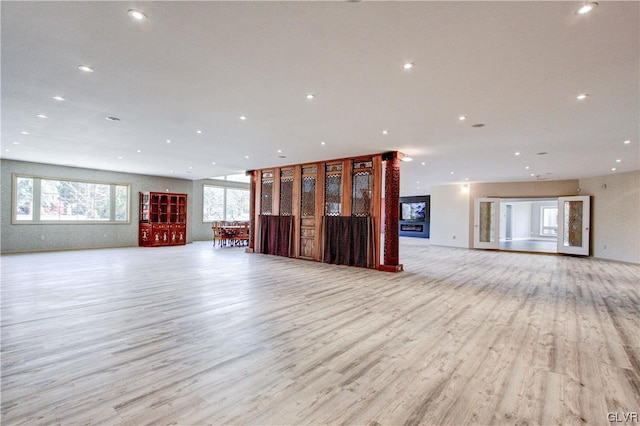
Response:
[531,173,535,177]
[611,167,617,171]
[277,149,282,153]
[576,93,589,100]
[321,141,326,145]
[465,178,469,181]
[525,166,530,169]
[166,139,171,144]
[458,115,467,121]
[196,130,202,134]
[36,114,48,119]
[306,93,315,100]
[577,2,598,15]
[20,131,29,135]
[239,116,247,120]
[421,162,426,166]
[623,140,631,144]
[52,96,66,101]
[118,156,123,160]
[382,130,389,135]
[169,170,173,173]
[211,162,216,165]
[515,152,521,156]
[106,116,121,121]
[401,157,413,162]
[12,141,19,145]
[472,123,485,128]
[127,9,147,20]
[137,149,142,153]
[616,159,621,163]
[403,62,414,70]
[245,155,249,159]
[78,65,94,73]
[189,166,193,169]
[450,171,455,175]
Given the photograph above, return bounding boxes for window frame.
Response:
[540,205,559,236]
[11,173,131,225]
[202,181,250,222]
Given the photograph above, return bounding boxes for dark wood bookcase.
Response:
[139,192,187,247]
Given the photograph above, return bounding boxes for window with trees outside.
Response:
[203,185,250,221]
[13,175,129,223]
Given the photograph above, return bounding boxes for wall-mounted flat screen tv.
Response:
[401,202,426,220]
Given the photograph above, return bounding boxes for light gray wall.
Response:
[579,170,640,264]
[500,201,533,240]
[1,160,193,253]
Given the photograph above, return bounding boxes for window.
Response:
[226,188,250,220]
[203,185,250,221]
[541,206,558,236]
[15,176,33,221]
[13,175,130,223]
[203,186,225,220]
[207,173,251,183]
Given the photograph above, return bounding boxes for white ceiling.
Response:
[2,1,638,196]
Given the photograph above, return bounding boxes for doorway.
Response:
[473,196,591,255]
[499,198,558,253]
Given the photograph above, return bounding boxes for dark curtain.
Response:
[260,215,292,257]
[322,216,375,268]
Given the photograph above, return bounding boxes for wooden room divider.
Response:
[247,151,404,272]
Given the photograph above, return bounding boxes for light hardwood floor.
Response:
[2,238,639,425]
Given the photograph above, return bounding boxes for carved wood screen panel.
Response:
[261,171,274,215]
[352,159,373,217]
[279,168,294,216]
[325,163,342,216]
[300,165,317,259]
[301,167,316,217]
[250,151,399,270]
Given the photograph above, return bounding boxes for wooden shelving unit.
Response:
[139,192,187,247]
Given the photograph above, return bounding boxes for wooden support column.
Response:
[380,152,403,272]
[315,162,325,262]
[247,170,257,253]
[341,159,352,216]
[291,166,301,258]
[372,155,383,269]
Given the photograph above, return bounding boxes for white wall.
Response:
[500,201,533,240]
[579,170,640,264]
[429,175,639,264]
[429,184,470,248]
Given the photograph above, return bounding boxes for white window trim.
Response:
[540,206,558,236]
[202,180,250,223]
[12,173,131,224]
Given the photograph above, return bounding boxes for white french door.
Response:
[557,195,590,256]
[474,198,500,249]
